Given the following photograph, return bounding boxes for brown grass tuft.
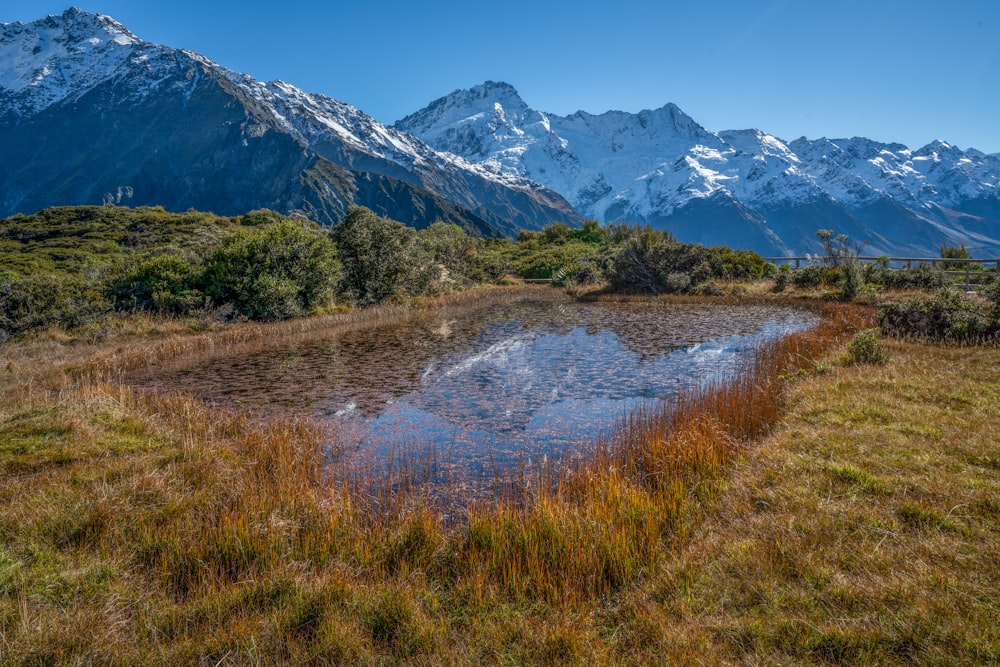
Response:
[7,289,989,664]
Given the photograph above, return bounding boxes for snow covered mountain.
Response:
[398,81,1000,255]
[6,11,999,254]
[0,10,579,235]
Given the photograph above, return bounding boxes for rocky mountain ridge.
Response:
[0,9,579,236]
[398,81,1000,255]
[5,10,1000,255]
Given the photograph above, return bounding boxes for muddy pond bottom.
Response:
[136,297,818,486]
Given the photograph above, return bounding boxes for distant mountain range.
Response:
[0,8,578,237]
[3,9,1000,255]
[399,82,1000,255]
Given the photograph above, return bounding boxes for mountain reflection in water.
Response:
[134,298,818,481]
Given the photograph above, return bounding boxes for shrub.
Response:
[606,228,714,294]
[838,259,863,300]
[879,288,998,343]
[983,279,1000,315]
[844,328,889,365]
[772,270,791,292]
[237,208,287,227]
[511,239,598,281]
[569,219,607,245]
[664,272,692,293]
[0,272,109,338]
[416,222,477,289]
[862,264,946,290]
[790,265,829,288]
[466,242,513,284]
[108,254,204,315]
[568,257,604,286]
[710,246,771,280]
[939,240,982,271]
[204,220,339,320]
[332,207,436,305]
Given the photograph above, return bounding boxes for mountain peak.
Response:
[637,102,713,141]
[22,7,141,46]
[395,80,532,132]
[1,7,144,115]
[448,80,530,114]
[472,80,524,101]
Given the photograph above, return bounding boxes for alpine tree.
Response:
[204,220,339,320]
[332,206,434,304]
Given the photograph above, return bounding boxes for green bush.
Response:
[509,239,598,280]
[0,273,109,339]
[772,270,791,292]
[204,220,339,320]
[108,255,204,314]
[332,207,435,305]
[606,228,714,294]
[981,279,1000,315]
[790,265,833,288]
[838,259,863,300]
[466,241,513,285]
[939,241,982,271]
[862,264,946,290]
[237,208,287,227]
[844,328,889,365]
[416,222,482,290]
[710,246,772,280]
[879,288,998,343]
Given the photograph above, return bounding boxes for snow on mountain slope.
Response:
[0,7,140,116]
[1,10,577,234]
[399,82,1000,254]
[226,76,552,197]
[0,10,536,197]
[397,81,733,215]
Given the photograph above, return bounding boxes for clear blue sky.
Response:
[6,1,1000,152]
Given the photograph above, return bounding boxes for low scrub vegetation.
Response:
[879,283,1000,343]
[843,327,890,365]
[3,209,998,663]
[1,205,778,341]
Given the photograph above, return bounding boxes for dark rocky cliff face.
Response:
[1,12,580,236]
[0,57,506,236]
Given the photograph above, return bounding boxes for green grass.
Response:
[0,293,996,664]
[0,205,241,278]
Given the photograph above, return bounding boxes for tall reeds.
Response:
[0,293,873,661]
[454,300,873,602]
[115,299,870,606]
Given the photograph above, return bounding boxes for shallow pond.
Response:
[134,296,817,482]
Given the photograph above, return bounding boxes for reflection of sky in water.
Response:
[330,318,810,474]
[132,299,817,482]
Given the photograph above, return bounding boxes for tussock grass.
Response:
[631,339,1000,664]
[450,301,869,603]
[2,289,994,663]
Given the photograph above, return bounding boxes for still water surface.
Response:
[135,297,817,480]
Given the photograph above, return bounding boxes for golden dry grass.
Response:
[0,289,996,664]
[613,339,1000,665]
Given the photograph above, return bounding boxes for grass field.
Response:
[0,289,996,665]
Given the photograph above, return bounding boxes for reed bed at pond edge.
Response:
[0,294,872,662]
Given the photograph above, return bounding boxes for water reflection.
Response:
[134,298,817,479]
